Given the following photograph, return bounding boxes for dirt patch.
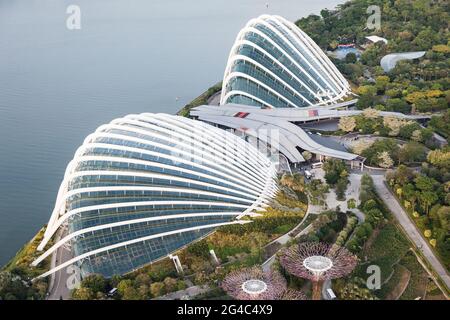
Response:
[386,265,411,300]
[425,293,447,300]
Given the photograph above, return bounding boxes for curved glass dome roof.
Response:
[221,15,350,108]
[380,51,426,72]
[33,113,277,278]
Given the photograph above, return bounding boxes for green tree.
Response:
[80,274,107,294]
[418,191,438,216]
[163,277,178,293]
[121,286,141,300]
[427,150,450,169]
[72,287,94,300]
[345,52,357,63]
[186,239,210,258]
[399,123,421,140]
[323,159,347,185]
[150,282,165,298]
[375,76,390,93]
[0,271,29,300]
[397,142,426,164]
[414,175,437,192]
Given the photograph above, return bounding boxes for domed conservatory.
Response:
[32,113,277,278]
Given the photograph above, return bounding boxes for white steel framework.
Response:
[33,113,277,278]
[221,15,351,108]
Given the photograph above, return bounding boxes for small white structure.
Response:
[241,279,268,295]
[169,254,184,274]
[365,35,388,45]
[209,249,220,265]
[304,170,312,179]
[380,51,426,72]
[108,288,117,296]
[326,288,337,300]
[311,162,323,169]
[303,255,334,276]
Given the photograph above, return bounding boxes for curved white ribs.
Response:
[221,15,351,108]
[33,113,278,278]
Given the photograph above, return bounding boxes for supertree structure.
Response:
[279,242,357,300]
[221,266,306,300]
[281,289,307,301]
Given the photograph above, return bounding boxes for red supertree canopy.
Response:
[221,266,305,300]
[279,242,358,282]
[281,288,307,300]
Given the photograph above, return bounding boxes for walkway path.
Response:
[261,199,314,273]
[371,175,450,291]
[47,228,72,300]
[153,285,210,300]
[207,90,221,105]
[261,223,312,273]
[308,169,365,222]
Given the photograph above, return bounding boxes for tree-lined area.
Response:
[0,228,51,300]
[386,150,450,268]
[297,0,449,139]
[333,174,442,300]
[2,0,449,301]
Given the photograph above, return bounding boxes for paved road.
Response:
[47,228,72,300]
[371,175,450,290]
[300,119,339,132]
[207,90,221,106]
[47,246,72,300]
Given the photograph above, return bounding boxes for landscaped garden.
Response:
[297,0,449,122]
[323,159,350,200]
[386,150,450,270]
[331,174,446,300]
[0,227,52,300]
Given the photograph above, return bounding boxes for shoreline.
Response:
[1,82,223,271]
[177,82,222,117]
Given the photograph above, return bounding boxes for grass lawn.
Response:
[399,251,429,300]
[350,222,438,299]
[354,223,409,282]
[381,264,411,300]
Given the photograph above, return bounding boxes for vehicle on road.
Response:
[326,288,337,300]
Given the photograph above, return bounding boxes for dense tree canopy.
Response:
[297,0,449,120]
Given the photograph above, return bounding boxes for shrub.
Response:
[347,198,356,209]
[186,240,210,259]
[80,274,107,294]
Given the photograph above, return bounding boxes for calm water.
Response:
[0,0,343,265]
